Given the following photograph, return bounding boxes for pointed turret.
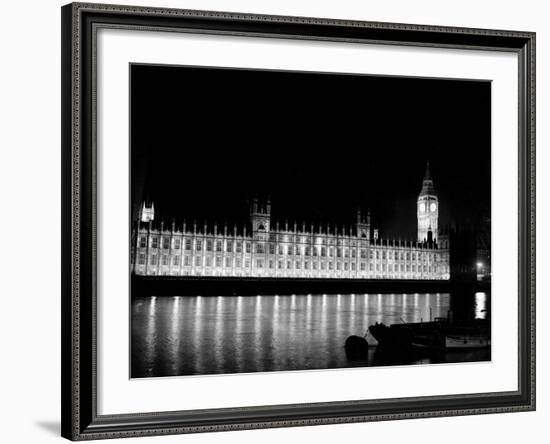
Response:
[419,161,436,197]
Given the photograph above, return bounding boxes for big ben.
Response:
[417,162,438,242]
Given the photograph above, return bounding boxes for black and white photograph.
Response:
[130,64,492,378]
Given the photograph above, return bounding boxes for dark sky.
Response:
[131,64,491,240]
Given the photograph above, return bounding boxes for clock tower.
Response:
[417,162,438,242]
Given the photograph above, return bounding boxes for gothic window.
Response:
[173,255,180,266]
[304,261,309,270]
[184,256,191,266]
[295,246,301,255]
[269,260,274,269]
[225,257,232,267]
[295,261,301,269]
[278,261,283,269]
[161,255,168,266]
[256,244,264,254]
[151,237,159,249]
[278,245,284,255]
[245,242,251,253]
[196,240,202,251]
[245,259,250,268]
[360,262,366,271]
[329,262,334,270]
[351,249,356,258]
[206,257,212,267]
[236,258,242,268]
[174,239,181,249]
[185,239,192,250]
[216,241,222,252]
[151,254,157,265]
[269,243,275,254]
[226,241,233,253]
[236,242,243,253]
[287,261,291,269]
[351,263,356,271]
[139,237,147,248]
[195,256,201,266]
[337,262,342,270]
[138,253,146,265]
[257,259,263,268]
[321,247,326,257]
[206,240,213,251]
[215,257,222,267]
[162,238,170,249]
[257,224,265,231]
[313,262,318,270]
[337,248,342,258]
[360,249,366,259]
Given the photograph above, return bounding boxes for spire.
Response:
[423,161,432,181]
[419,160,436,197]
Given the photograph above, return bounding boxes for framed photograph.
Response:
[61,2,535,440]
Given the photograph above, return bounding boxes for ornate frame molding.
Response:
[61,2,535,440]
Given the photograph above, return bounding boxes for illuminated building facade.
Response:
[131,165,450,280]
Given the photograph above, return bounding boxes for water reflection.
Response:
[131,292,490,378]
[475,292,487,319]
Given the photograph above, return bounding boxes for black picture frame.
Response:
[61,2,536,440]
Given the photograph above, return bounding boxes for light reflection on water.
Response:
[475,292,488,319]
[131,292,489,378]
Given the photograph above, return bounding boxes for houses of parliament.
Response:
[131,164,450,280]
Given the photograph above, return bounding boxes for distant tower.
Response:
[250,198,271,233]
[140,201,155,223]
[417,162,438,242]
[356,208,370,239]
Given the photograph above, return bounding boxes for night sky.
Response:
[131,64,491,240]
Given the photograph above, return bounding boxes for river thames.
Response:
[131,292,490,378]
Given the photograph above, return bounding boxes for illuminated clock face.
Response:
[419,203,425,213]
[430,203,437,212]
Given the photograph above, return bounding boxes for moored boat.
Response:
[369,318,490,351]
